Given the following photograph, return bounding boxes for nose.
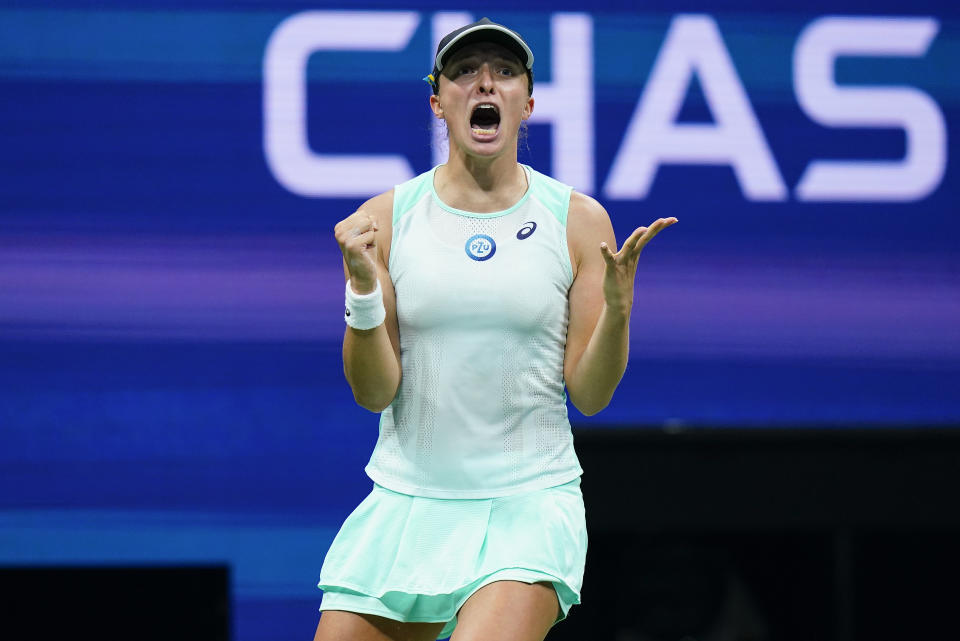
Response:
[478,63,495,94]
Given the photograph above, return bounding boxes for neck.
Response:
[435,146,526,213]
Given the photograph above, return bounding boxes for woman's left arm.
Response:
[563,192,677,416]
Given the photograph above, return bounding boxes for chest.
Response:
[390,202,571,334]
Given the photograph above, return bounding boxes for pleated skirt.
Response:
[318,477,587,639]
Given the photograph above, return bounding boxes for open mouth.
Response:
[470,104,500,136]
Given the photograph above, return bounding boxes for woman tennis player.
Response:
[318,17,677,641]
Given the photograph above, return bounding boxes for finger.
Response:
[619,226,647,256]
[350,218,376,237]
[346,208,377,228]
[638,219,667,245]
[348,229,377,252]
[599,241,617,266]
[335,213,373,241]
[647,216,678,232]
[631,217,677,254]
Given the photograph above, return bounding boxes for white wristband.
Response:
[344,279,386,330]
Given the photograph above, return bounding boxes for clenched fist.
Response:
[334,210,379,295]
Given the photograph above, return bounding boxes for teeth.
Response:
[471,104,499,136]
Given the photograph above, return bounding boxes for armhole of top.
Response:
[526,166,572,227]
[559,198,574,285]
[525,166,574,284]
[389,169,434,272]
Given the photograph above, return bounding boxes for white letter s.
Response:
[794,17,946,202]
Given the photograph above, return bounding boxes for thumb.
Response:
[600,241,617,266]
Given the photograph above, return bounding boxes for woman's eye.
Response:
[457,66,476,75]
[499,67,514,76]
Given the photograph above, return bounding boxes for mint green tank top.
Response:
[365,164,583,498]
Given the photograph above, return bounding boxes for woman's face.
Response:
[431,42,534,159]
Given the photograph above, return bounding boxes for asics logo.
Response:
[517,221,537,240]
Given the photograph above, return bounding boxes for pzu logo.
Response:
[465,234,496,261]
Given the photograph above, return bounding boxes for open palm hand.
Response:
[600,217,678,310]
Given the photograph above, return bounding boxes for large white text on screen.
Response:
[263,12,946,202]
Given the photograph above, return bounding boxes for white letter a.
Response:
[604,15,786,201]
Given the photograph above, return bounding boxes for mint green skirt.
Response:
[318,477,587,639]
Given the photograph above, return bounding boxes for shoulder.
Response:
[522,166,608,229]
[354,189,395,265]
[567,191,613,241]
[392,167,436,222]
[566,191,615,277]
[568,191,610,226]
[358,189,393,221]
[357,162,435,224]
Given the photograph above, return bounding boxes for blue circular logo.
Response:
[465,234,496,261]
[516,221,537,240]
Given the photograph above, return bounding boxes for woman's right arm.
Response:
[334,191,401,412]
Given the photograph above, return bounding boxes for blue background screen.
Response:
[1,2,958,639]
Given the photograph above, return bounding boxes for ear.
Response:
[521,96,535,121]
[429,94,444,120]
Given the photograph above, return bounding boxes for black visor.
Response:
[430,17,534,81]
